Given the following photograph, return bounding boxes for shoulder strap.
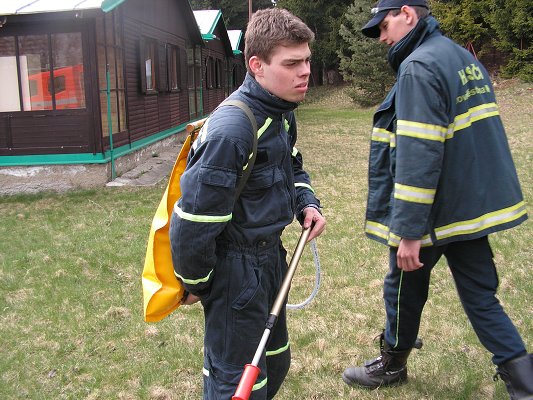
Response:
[218,99,258,200]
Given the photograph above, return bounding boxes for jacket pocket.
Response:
[196,165,237,215]
[231,260,267,340]
[237,164,290,227]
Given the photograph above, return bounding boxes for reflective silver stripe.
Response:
[367,220,433,247]
[175,269,213,285]
[394,183,436,204]
[295,182,315,193]
[266,342,290,356]
[365,220,389,241]
[174,204,232,223]
[284,118,290,131]
[453,103,499,133]
[203,367,209,376]
[435,201,526,240]
[397,120,447,142]
[371,128,392,143]
[387,232,433,247]
[388,232,401,247]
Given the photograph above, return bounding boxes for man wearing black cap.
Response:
[342,1,532,398]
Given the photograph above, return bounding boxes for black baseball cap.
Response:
[362,0,429,38]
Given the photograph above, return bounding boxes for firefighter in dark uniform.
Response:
[341,1,532,399]
[169,8,326,399]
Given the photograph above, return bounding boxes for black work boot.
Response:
[342,333,413,389]
[494,353,533,400]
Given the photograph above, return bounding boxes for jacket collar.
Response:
[387,16,440,72]
[239,73,299,117]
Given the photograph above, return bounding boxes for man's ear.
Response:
[401,5,418,25]
[249,56,263,77]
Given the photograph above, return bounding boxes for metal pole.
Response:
[106,64,116,180]
[232,227,311,400]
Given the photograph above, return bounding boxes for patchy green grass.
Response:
[0,81,531,400]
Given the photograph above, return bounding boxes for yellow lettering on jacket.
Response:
[458,63,484,85]
[456,85,491,103]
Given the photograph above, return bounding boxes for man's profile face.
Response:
[378,7,418,46]
[254,42,311,103]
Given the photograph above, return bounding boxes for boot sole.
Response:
[342,371,408,389]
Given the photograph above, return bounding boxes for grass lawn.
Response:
[0,80,531,399]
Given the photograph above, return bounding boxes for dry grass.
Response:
[0,81,531,400]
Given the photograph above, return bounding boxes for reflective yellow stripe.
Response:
[372,128,391,142]
[453,103,499,133]
[292,146,298,157]
[397,120,447,142]
[387,232,433,247]
[175,269,213,285]
[174,204,232,223]
[258,118,272,139]
[266,342,290,356]
[388,232,401,246]
[253,377,268,391]
[243,151,254,171]
[203,366,267,391]
[366,220,432,247]
[295,182,315,194]
[435,201,526,240]
[365,220,390,240]
[244,119,270,170]
[371,128,396,148]
[394,183,436,204]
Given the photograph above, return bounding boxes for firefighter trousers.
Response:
[201,234,291,399]
[383,236,527,366]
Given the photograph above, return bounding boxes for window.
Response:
[215,58,223,88]
[0,36,20,112]
[48,75,65,94]
[97,10,126,138]
[0,32,85,112]
[140,37,157,93]
[168,45,180,92]
[19,34,52,110]
[187,46,201,119]
[51,32,85,109]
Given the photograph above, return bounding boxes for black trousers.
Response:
[201,235,291,399]
[383,236,526,365]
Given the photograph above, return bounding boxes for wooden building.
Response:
[0,0,246,192]
[228,29,246,93]
[193,10,235,115]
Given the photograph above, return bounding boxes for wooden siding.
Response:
[121,0,194,144]
[201,21,233,114]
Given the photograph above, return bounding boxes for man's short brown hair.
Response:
[244,8,314,74]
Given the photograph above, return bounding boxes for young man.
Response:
[342,1,532,398]
[169,8,326,399]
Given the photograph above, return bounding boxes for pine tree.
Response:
[338,1,395,107]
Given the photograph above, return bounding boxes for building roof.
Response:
[193,9,233,56]
[193,10,222,40]
[228,29,244,55]
[0,0,124,15]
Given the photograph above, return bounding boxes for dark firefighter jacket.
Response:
[365,16,527,247]
[171,73,321,296]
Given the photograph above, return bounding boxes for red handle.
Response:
[232,364,261,400]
